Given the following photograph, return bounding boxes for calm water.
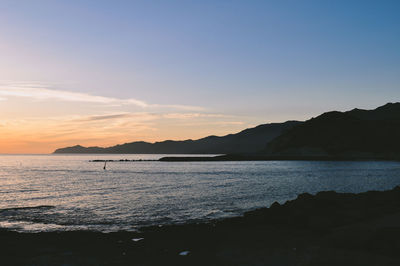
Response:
[1,154,400,232]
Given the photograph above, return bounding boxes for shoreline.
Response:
[2,186,400,265]
[159,154,400,162]
[85,155,400,162]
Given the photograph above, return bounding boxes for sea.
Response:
[1,154,400,232]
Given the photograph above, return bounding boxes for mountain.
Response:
[54,121,301,154]
[264,103,400,159]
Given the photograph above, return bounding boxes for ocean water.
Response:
[1,154,400,232]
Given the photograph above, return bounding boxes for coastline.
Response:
[2,186,400,265]
[159,154,400,162]
[83,154,400,162]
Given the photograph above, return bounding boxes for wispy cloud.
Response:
[0,82,250,153]
[0,82,204,111]
[161,113,228,119]
[0,84,147,106]
[72,112,229,123]
[76,113,134,121]
[0,110,249,153]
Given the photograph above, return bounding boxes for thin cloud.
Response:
[0,82,204,111]
[78,113,133,121]
[0,85,148,107]
[73,112,227,122]
[150,104,205,112]
[162,113,228,119]
[72,112,159,123]
[0,111,248,153]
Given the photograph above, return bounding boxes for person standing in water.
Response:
[103,161,107,170]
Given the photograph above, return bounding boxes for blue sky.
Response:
[0,0,399,152]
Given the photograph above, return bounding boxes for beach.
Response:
[2,186,400,265]
[2,1,399,265]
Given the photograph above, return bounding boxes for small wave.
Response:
[0,205,55,213]
[204,209,223,217]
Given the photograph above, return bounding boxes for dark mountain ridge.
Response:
[54,102,400,159]
[54,121,301,154]
[264,102,400,158]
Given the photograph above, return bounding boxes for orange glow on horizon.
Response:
[0,86,262,154]
[0,117,250,154]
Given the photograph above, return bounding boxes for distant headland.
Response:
[54,121,301,154]
[55,103,400,161]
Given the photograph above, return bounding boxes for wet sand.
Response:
[2,186,400,265]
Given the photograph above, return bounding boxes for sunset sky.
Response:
[0,0,399,154]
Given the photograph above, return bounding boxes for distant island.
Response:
[54,103,400,161]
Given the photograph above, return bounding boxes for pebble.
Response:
[179,251,190,256]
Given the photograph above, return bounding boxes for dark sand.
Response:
[2,186,400,265]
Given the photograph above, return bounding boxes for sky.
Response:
[0,0,399,153]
